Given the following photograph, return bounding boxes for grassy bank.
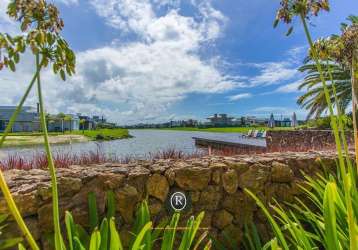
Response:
[151,126,294,133]
[0,128,131,147]
[71,128,131,141]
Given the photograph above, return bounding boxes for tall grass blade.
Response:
[89,230,101,250]
[88,192,99,232]
[65,211,75,250]
[99,218,109,250]
[106,191,116,219]
[323,182,340,250]
[245,189,289,250]
[109,217,123,250]
[161,213,180,250]
[131,222,152,250]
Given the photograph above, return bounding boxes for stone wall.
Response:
[195,130,354,155]
[266,130,353,152]
[0,152,339,248]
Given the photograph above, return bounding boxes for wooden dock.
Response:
[193,136,267,155]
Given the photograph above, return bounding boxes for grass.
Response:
[0,129,131,147]
[152,126,294,133]
[71,128,131,140]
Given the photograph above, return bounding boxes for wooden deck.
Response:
[193,136,267,154]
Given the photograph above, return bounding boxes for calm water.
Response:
[0,129,266,160]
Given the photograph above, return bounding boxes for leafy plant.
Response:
[63,192,211,250]
[297,15,358,119]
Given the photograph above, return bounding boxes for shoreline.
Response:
[0,128,131,147]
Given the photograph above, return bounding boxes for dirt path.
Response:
[2,134,89,147]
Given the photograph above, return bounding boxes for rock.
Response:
[266,183,293,202]
[271,161,293,183]
[147,174,169,202]
[58,177,82,196]
[4,192,38,216]
[212,170,221,185]
[190,191,201,203]
[222,169,238,194]
[221,224,243,247]
[148,198,163,216]
[116,185,139,224]
[213,210,233,229]
[98,173,125,189]
[197,186,222,211]
[174,167,211,191]
[222,192,256,226]
[238,164,270,191]
[165,169,175,186]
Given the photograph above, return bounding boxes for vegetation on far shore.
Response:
[71,128,132,141]
[0,129,131,147]
[150,126,295,133]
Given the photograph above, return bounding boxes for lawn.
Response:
[71,128,131,140]
[154,126,294,133]
[0,129,131,147]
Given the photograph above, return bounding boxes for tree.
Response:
[80,119,86,134]
[297,62,351,118]
[297,15,357,119]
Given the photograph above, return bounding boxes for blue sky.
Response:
[0,0,357,125]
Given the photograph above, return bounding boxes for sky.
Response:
[0,0,357,125]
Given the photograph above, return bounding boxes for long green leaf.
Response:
[109,218,123,250]
[245,189,290,250]
[323,182,340,250]
[88,192,99,232]
[89,230,101,250]
[65,211,75,250]
[131,222,153,250]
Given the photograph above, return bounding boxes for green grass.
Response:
[151,126,294,133]
[71,128,131,140]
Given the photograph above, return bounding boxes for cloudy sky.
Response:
[0,0,356,125]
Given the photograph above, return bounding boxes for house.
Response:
[268,113,292,128]
[246,116,268,126]
[207,114,234,127]
[0,106,40,132]
[79,115,96,130]
[47,114,80,132]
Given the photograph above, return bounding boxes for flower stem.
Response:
[0,68,41,250]
[351,56,358,171]
[35,53,63,250]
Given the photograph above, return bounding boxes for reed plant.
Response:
[60,192,210,250]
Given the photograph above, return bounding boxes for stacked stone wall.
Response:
[0,152,340,248]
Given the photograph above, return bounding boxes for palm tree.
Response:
[297,62,351,118]
[297,15,357,119]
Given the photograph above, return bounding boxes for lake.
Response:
[0,129,266,160]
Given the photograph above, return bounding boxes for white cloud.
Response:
[249,62,298,86]
[228,93,252,101]
[56,0,79,5]
[89,0,226,45]
[275,80,303,93]
[251,106,307,118]
[0,0,235,125]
